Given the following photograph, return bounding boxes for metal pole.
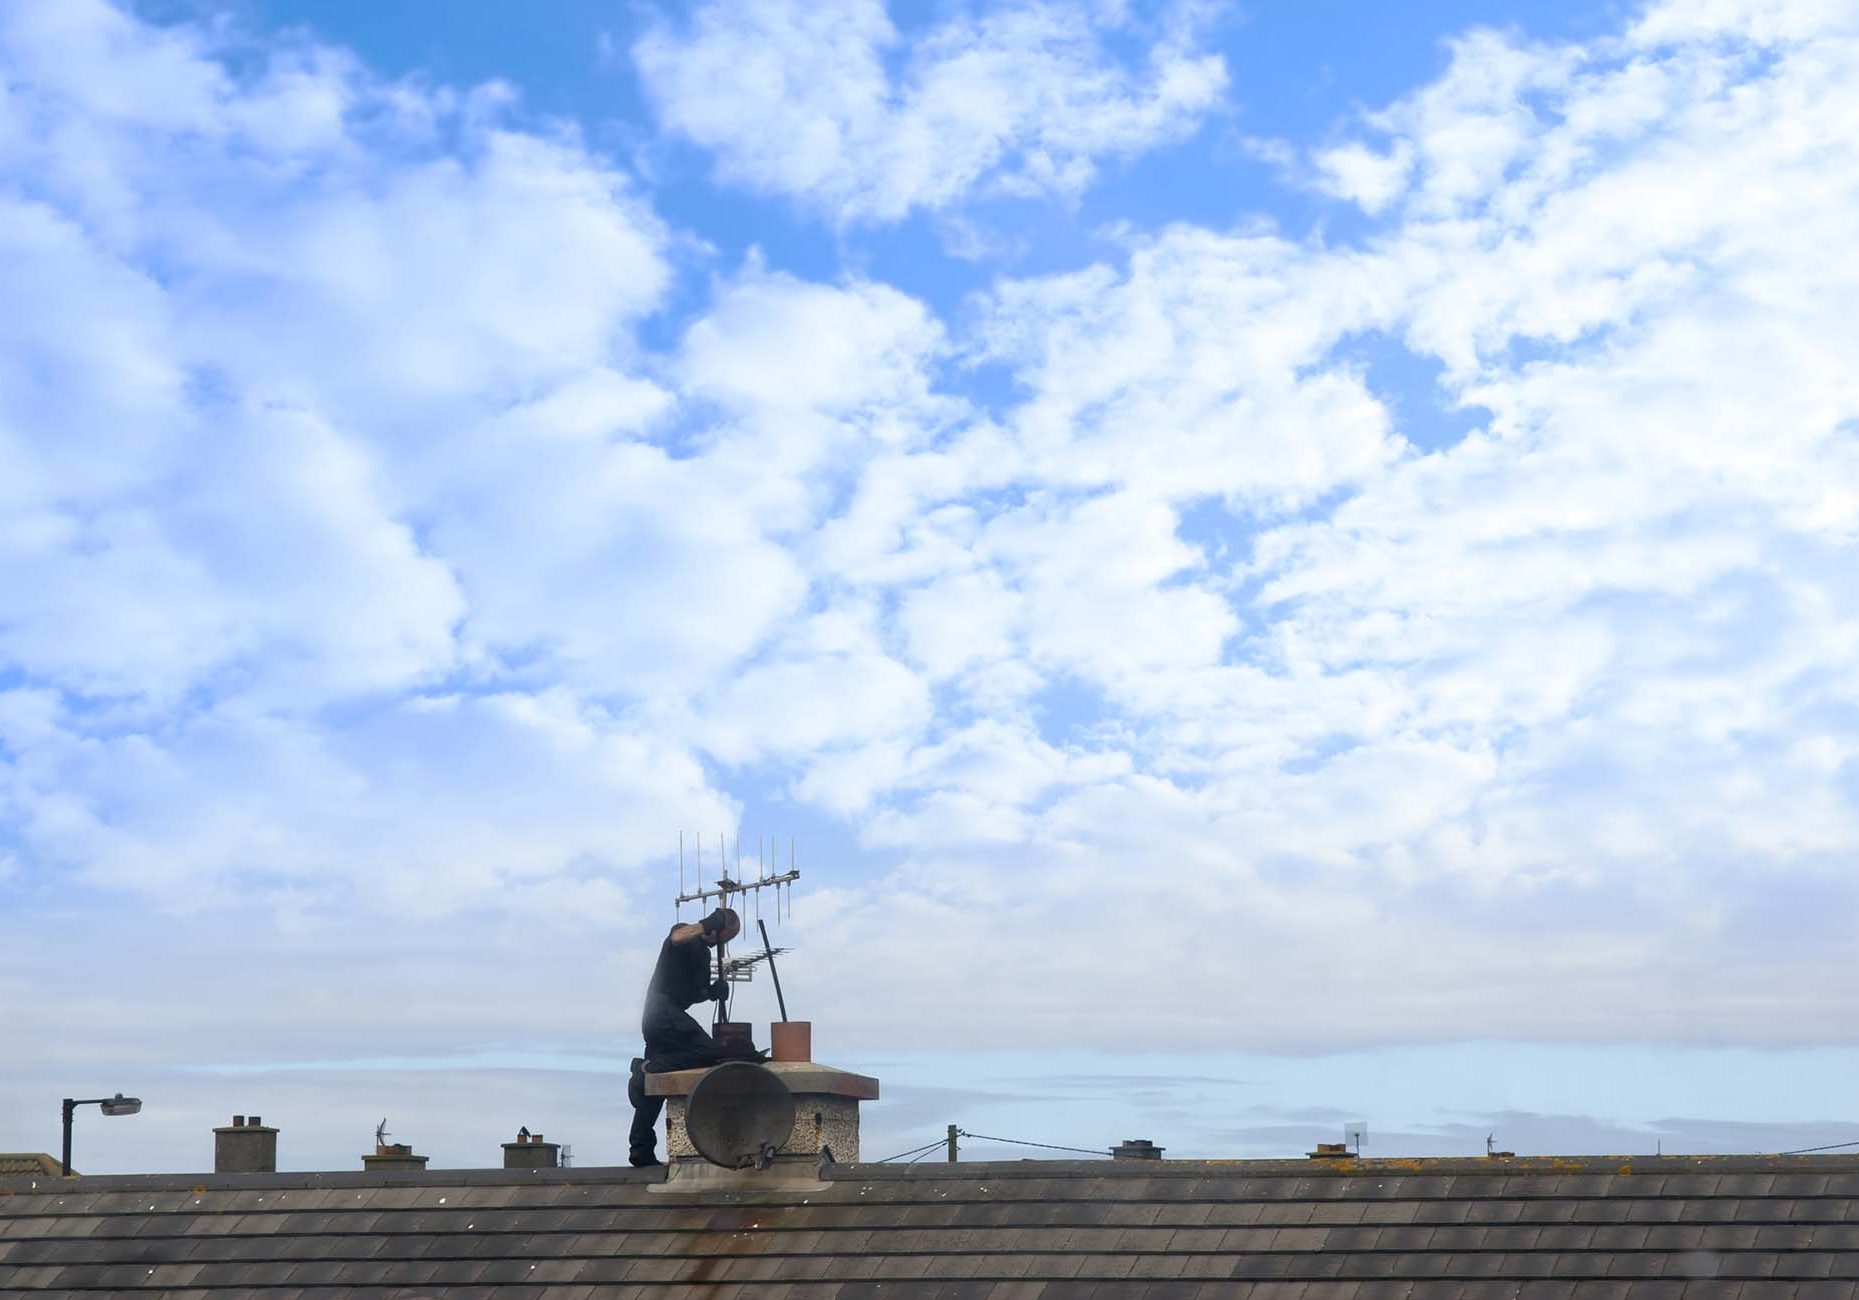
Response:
[714,928,728,1029]
[61,1099,75,1176]
[947,1124,958,1163]
[758,918,789,1021]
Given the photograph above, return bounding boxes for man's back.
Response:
[644,924,711,1010]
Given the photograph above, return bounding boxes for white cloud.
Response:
[0,0,732,923]
[633,0,1228,222]
[765,0,1859,1051]
[1312,141,1413,213]
[6,0,1859,1098]
[679,268,946,415]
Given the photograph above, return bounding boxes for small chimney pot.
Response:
[1111,1138,1164,1161]
[771,1020,812,1062]
[712,1021,754,1055]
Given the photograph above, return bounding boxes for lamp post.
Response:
[60,1093,142,1176]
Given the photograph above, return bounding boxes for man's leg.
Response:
[627,1057,663,1167]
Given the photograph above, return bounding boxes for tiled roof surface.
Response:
[0,1155,58,1177]
[3,1154,1858,1297]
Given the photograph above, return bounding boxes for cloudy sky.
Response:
[4,0,1859,1175]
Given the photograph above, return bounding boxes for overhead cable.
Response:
[957,1130,1109,1157]
[872,1138,948,1164]
[1776,1138,1859,1155]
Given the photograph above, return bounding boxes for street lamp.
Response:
[61,1093,142,1176]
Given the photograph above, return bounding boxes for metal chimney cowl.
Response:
[212,1114,278,1175]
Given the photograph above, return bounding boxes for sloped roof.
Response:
[2,1153,1856,1296]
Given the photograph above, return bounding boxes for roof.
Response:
[3,1153,1857,1296]
[0,1155,59,1177]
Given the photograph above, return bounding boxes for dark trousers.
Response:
[628,997,733,1164]
[627,1058,662,1164]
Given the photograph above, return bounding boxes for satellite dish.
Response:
[686,1062,795,1170]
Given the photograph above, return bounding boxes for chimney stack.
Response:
[1308,1142,1357,1160]
[363,1142,428,1172]
[647,1029,879,1175]
[502,1130,560,1170]
[1111,1138,1164,1161]
[213,1114,278,1174]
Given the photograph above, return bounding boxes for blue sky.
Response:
[4,0,1859,1175]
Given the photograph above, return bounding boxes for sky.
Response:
[3,0,1859,1176]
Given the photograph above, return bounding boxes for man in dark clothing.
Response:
[627,906,761,1166]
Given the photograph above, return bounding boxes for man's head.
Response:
[701,907,741,946]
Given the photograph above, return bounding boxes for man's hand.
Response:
[709,977,730,1002]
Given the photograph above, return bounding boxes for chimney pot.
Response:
[249,1116,260,1127]
[1308,1142,1356,1159]
[232,1115,245,1127]
[771,1020,812,1062]
[1111,1138,1164,1161]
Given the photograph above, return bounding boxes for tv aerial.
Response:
[676,832,800,1029]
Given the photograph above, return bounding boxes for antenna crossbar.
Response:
[721,947,790,982]
[676,869,799,907]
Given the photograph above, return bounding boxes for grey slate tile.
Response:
[1792,1284,1859,1300]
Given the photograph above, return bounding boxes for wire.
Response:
[872,1138,948,1164]
[1776,1138,1859,1155]
[957,1130,1109,1158]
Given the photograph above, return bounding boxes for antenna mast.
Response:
[674,831,801,1029]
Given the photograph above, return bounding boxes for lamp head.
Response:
[99,1094,141,1117]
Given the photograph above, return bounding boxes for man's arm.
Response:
[669,909,736,944]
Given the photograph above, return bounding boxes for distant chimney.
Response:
[1111,1138,1164,1161]
[363,1142,428,1172]
[1308,1142,1357,1160]
[213,1114,278,1174]
[502,1130,560,1170]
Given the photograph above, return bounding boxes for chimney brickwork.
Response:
[213,1115,278,1174]
[645,1049,879,1166]
[501,1132,560,1170]
[362,1143,429,1172]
